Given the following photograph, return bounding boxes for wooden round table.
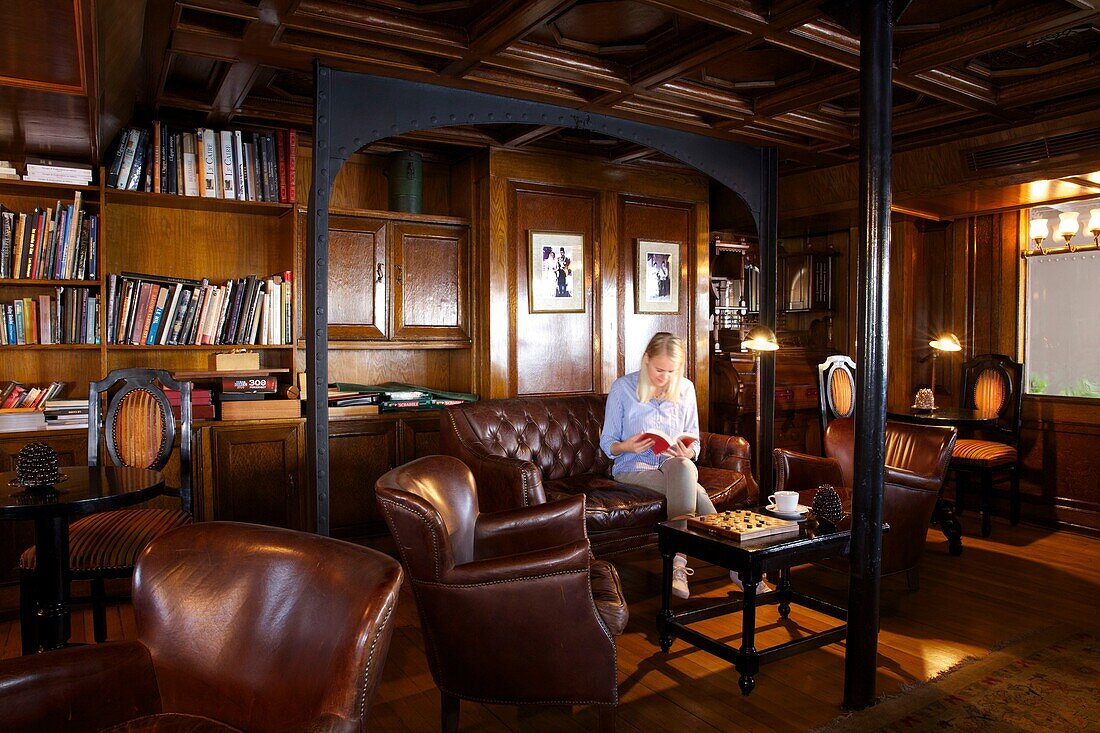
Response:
[887,405,998,426]
[0,466,165,652]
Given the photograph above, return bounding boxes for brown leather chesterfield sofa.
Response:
[774,418,957,590]
[442,394,758,555]
[0,522,403,733]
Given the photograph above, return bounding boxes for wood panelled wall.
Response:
[477,149,711,410]
[890,210,1099,534]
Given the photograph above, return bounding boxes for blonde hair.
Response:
[637,332,685,403]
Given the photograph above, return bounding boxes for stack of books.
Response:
[328,386,382,417]
[107,124,297,203]
[380,388,467,412]
[0,161,18,180]
[217,374,299,420]
[23,158,93,186]
[44,399,89,429]
[164,388,214,421]
[0,408,46,432]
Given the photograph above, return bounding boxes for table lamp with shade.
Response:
[927,332,962,410]
[742,325,779,483]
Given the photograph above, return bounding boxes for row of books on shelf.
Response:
[108,124,298,203]
[105,271,293,347]
[0,158,93,186]
[3,289,99,345]
[1,381,67,410]
[1,192,97,280]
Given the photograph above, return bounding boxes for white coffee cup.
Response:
[768,490,799,513]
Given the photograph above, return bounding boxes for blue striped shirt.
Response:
[600,371,700,477]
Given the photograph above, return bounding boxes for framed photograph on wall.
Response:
[528,230,584,313]
[636,239,681,313]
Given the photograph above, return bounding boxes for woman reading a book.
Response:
[599,332,767,599]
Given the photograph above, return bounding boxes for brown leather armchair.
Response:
[0,522,403,733]
[774,418,957,590]
[442,394,757,556]
[376,455,627,733]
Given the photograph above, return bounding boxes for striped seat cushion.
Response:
[20,508,191,572]
[951,439,1016,468]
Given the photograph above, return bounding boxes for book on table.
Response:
[639,430,698,455]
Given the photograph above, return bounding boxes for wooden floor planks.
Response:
[3,514,1098,732]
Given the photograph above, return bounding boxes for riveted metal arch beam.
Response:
[309,67,777,535]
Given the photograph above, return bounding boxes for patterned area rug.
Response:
[815,626,1098,732]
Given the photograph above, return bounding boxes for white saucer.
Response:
[766,503,809,519]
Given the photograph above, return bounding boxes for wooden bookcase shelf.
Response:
[107,188,295,216]
[0,279,100,287]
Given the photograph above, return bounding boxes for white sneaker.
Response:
[729,571,771,595]
[672,565,694,599]
[672,553,693,599]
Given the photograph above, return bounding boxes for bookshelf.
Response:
[0,140,475,556]
[0,178,103,397]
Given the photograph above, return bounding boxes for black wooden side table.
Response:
[656,512,852,695]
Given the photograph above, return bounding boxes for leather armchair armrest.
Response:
[698,432,753,472]
[474,494,586,560]
[445,539,590,585]
[885,465,940,494]
[462,452,548,512]
[774,449,844,492]
[0,640,160,732]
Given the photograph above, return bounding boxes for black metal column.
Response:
[845,0,893,710]
[308,62,333,536]
[757,148,779,497]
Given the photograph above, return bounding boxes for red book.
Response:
[128,283,153,344]
[275,129,287,203]
[638,430,698,456]
[137,283,160,345]
[287,128,297,202]
[165,388,212,406]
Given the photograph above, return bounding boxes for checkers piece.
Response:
[686,510,800,541]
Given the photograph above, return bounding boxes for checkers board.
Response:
[686,510,800,541]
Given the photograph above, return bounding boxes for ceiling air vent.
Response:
[964,127,1100,174]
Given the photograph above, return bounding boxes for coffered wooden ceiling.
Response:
[4,0,1100,217]
[135,0,1100,170]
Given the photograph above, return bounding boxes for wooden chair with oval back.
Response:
[950,354,1024,537]
[18,368,193,654]
[817,355,856,447]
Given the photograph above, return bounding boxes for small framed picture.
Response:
[528,230,584,313]
[636,239,681,313]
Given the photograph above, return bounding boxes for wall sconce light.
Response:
[1057,211,1080,250]
[1029,217,1049,255]
[1089,209,1100,244]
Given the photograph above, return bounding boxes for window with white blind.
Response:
[1024,198,1100,398]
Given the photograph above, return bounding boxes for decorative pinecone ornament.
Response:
[15,442,63,488]
[811,484,845,524]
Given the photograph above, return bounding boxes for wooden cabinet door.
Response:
[326,215,388,340]
[399,415,441,462]
[390,222,469,341]
[329,419,399,542]
[209,422,307,531]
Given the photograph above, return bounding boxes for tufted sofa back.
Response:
[443,395,613,481]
